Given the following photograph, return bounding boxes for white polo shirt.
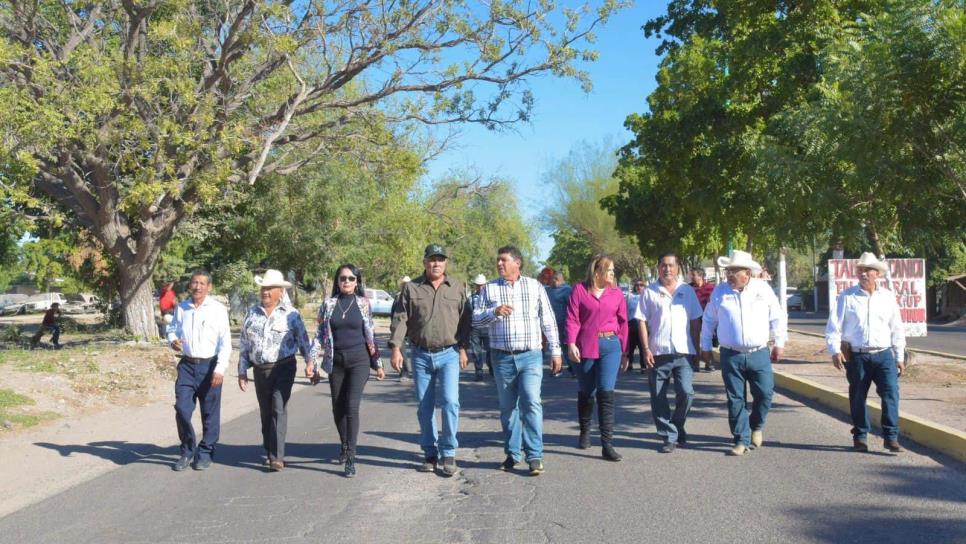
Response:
[700,278,787,352]
[634,281,703,356]
[825,285,905,362]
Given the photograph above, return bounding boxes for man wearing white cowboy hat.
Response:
[469,274,493,381]
[237,269,312,471]
[825,252,906,453]
[700,250,787,456]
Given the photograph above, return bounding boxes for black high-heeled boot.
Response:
[577,392,594,449]
[597,390,622,462]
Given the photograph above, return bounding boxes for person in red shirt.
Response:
[30,303,62,349]
[159,281,177,337]
[159,282,177,314]
[690,269,716,371]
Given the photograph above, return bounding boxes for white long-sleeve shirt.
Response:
[167,296,232,376]
[825,285,906,362]
[700,279,787,351]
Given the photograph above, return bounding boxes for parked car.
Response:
[365,288,395,316]
[774,286,804,311]
[62,293,101,314]
[23,292,68,313]
[0,294,28,316]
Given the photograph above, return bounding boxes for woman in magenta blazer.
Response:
[566,255,629,461]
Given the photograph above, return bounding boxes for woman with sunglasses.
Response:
[309,264,385,477]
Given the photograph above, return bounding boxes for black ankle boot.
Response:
[344,457,356,478]
[339,443,348,464]
[577,392,594,449]
[597,390,622,462]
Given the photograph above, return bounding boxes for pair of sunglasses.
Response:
[339,276,357,282]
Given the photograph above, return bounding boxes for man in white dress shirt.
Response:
[825,252,905,453]
[167,270,232,471]
[700,251,787,456]
[635,253,703,453]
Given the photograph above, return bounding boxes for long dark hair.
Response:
[330,264,365,297]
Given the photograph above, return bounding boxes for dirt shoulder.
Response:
[0,322,262,518]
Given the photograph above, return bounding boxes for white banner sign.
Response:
[827,258,927,337]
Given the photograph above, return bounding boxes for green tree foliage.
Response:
[420,176,535,284]
[605,1,878,258]
[213,125,427,292]
[756,1,966,256]
[607,1,964,271]
[545,140,646,281]
[0,0,623,338]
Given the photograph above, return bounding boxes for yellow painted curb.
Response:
[712,350,966,463]
[775,370,966,463]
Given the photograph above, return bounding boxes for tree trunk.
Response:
[866,225,884,258]
[119,260,159,340]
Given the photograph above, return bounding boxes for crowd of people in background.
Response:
[160,247,906,477]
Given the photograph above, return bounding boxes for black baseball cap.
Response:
[424,244,447,259]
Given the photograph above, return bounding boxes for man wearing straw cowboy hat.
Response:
[237,269,312,471]
[700,250,787,456]
[824,252,906,453]
[470,274,492,381]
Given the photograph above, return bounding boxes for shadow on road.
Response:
[785,465,966,542]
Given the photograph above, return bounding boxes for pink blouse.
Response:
[566,282,629,358]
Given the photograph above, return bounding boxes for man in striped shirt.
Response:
[474,246,562,476]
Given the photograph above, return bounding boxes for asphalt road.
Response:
[790,313,966,357]
[2,367,964,544]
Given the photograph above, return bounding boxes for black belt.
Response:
[416,344,456,353]
[493,348,533,355]
[852,347,889,354]
[182,356,215,364]
[256,355,296,368]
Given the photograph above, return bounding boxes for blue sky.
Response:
[422,2,667,262]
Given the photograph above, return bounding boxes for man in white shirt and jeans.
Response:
[635,253,703,453]
[700,251,787,456]
[825,252,905,453]
[167,270,232,471]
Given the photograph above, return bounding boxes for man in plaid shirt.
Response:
[474,245,563,476]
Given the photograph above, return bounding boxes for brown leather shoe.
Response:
[884,439,903,453]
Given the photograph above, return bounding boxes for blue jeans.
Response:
[720,347,773,446]
[846,349,900,441]
[174,358,222,460]
[648,354,694,444]
[411,346,461,458]
[575,335,622,395]
[492,349,544,462]
[469,330,491,374]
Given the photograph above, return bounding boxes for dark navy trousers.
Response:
[174,357,222,460]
